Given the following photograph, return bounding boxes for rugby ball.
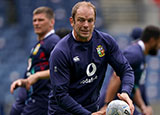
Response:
[106,100,131,115]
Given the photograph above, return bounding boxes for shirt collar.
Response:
[138,40,145,52]
[72,30,76,40]
[44,29,55,39]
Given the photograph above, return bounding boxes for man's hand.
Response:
[10,71,49,94]
[10,73,40,94]
[141,105,153,115]
[117,92,134,115]
[10,79,30,94]
[97,104,107,115]
[92,92,134,115]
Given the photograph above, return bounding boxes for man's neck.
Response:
[72,30,92,42]
[37,29,55,41]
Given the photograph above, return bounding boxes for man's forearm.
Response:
[35,70,50,79]
[27,70,50,86]
[133,88,146,111]
[105,72,121,103]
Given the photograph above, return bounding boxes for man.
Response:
[130,27,143,41]
[48,1,134,115]
[10,6,60,115]
[130,27,152,114]
[55,28,71,39]
[103,25,160,115]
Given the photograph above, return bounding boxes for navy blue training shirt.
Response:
[123,41,146,95]
[49,29,134,115]
[11,31,60,115]
[26,32,60,105]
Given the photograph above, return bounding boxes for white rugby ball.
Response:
[106,100,131,115]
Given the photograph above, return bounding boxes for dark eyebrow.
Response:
[77,17,94,21]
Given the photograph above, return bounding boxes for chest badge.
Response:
[96,45,105,57]
[33,43,41,55]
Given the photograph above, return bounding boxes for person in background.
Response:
[48,1,134,115]
[130,27,143,41]
[130,27,153,115]
[10,6,60,115]
[103,25,160,115]
[55,28,71,39]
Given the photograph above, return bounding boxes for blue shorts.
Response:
[10,88,27,115]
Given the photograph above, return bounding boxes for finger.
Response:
[117,93,124,100]
[10,84,15,94]
[10,82,18,94]
[117,93,130,104]
[17,80,22,86]
[129,103,134,115]
[117,93,134,115]
[10,80,22,94]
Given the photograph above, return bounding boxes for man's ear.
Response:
[149,37,155,45]
[69,17,74,27]
[50,19,55,27]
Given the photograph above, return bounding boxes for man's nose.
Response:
[83,21,89,27]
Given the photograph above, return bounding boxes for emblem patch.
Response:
[33,43,41,55]
[96,45,105,57]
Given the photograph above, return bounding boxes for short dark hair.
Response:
[33,6,55,19]
[141,25,160,42]
[55,28,71,38]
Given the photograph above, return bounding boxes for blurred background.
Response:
[0,0,160,114]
